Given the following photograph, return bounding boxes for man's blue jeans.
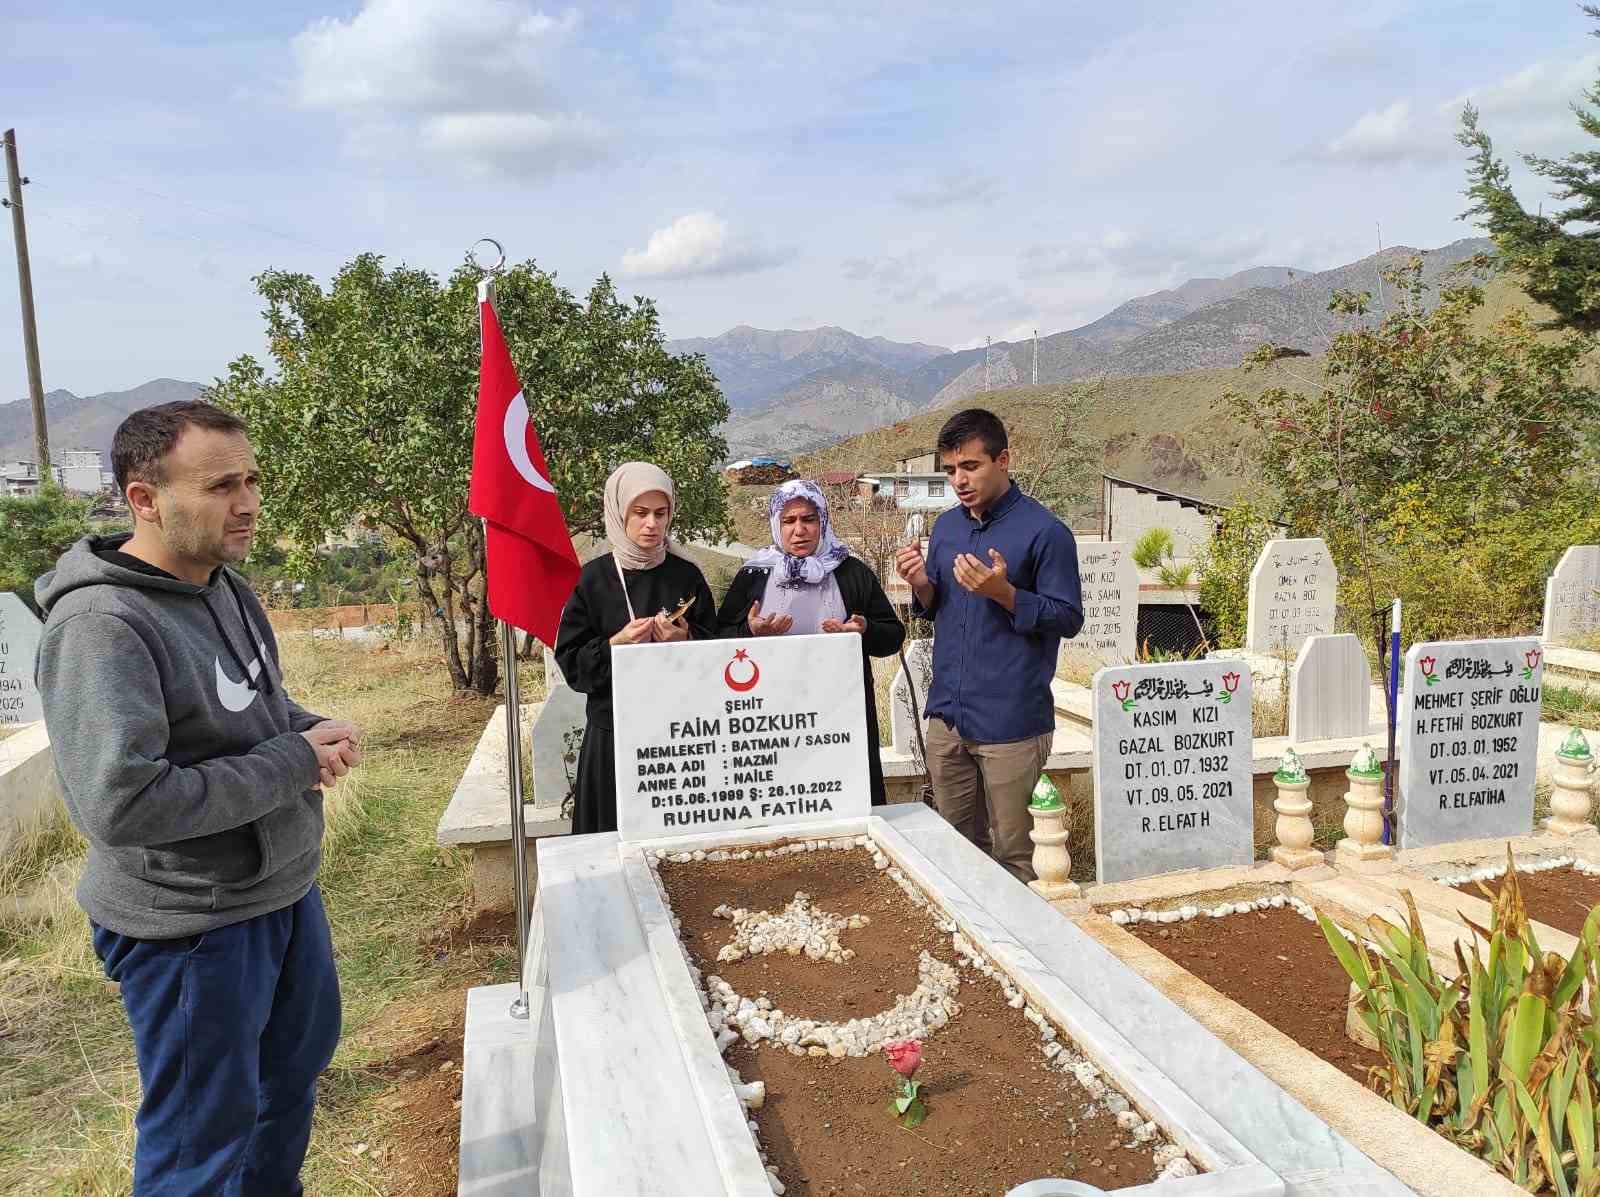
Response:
[92,885,342,1196]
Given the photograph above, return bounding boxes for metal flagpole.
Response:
[499,614,531,1020]
[1381,598,1401,846]
[474,243,532,1020]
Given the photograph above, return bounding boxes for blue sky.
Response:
[5,0,1600,396]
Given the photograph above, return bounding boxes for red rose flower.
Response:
[883,1039,922,1078]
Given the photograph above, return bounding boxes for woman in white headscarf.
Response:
[555,462,716,834]
[717,479,905,803]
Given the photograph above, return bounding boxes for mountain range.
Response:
[10,236,1492,475]
[0,379,204,466]
[687,237,1491,461]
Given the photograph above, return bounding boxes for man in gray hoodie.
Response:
[35,399,362,1196]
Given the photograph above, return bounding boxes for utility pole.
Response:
[1032,328,1038,385]
[3,129,48,476]
[984,335,992,393]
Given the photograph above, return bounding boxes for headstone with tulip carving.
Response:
[1396,637,1543,850]
[1091,660,1254,883]
[1244,537,1338,657]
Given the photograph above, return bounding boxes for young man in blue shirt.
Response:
[894,409,1083,881]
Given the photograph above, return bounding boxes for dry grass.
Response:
[0,633,515,1196]
[1545,682,1600,732]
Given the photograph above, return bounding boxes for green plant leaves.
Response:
[1324,854,1600,1193]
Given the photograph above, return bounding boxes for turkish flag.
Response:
[468,288,580,643]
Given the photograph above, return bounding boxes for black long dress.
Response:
[715,555,905,805]
[554,551,717,835]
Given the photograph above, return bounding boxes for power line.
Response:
[23,158,342,256]
[24,178,313,263]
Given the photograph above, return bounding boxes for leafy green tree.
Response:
[1231,257,1600,644]
[1458,6,1600,332]
[1195,496,1277,649]
[1021,380,1101,520]
[0,487,91,602]
[210,255,730,694]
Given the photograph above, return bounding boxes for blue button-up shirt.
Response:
[915,483,1083,743]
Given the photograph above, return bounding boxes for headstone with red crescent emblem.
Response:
[610,633,871,842]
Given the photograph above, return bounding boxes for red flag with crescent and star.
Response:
[468,286,580,643]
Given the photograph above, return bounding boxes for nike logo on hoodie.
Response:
[215,652,264,712]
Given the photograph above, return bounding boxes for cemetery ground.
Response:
[660,844,1179,1194]
[0,634,525,1197]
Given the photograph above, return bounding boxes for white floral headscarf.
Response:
[745,479,851,587]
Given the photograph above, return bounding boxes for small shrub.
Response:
[1195,496,1276,650]
[1318,854,1600,1194]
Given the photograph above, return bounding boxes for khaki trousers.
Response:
[925,717,1052,883]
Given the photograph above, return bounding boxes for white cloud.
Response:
[291,0,602,177]
[1324,100,1444,164]
[293,0,574,111]
[1452,52,1600,155]
[420,112,607,178]
[1325,52,1600,165]
[619,213,785,280]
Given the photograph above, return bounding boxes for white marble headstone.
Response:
[611,633,870,842]
[1092,660,1254,883]
[888,638,933,758]
[1287,633,1371,742]
[1542,545,1600,649]
[530,684,587,809]
[1064,541,1137,665]
[1244,537,1337,656]
[0,594,43,728]
[1398,637,1542,851]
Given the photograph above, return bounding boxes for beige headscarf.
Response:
[603,462,692,572]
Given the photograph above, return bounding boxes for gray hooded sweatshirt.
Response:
[35,535,326,939]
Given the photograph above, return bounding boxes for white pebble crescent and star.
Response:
[646,836,1198,1187]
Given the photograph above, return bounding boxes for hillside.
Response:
[0,379,204,463]
[754,358,1321,545]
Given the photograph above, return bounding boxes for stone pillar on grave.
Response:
[1027,775,1080,901]
[1545,728,1597,838]
[1269,747,1322,870]
[1334,744,1393,870]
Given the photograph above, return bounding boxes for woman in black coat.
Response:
[555,462,717,835]
[716,480,905,804]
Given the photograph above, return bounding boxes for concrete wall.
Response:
[0,723,62,862]
[1106,488,1217,560]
